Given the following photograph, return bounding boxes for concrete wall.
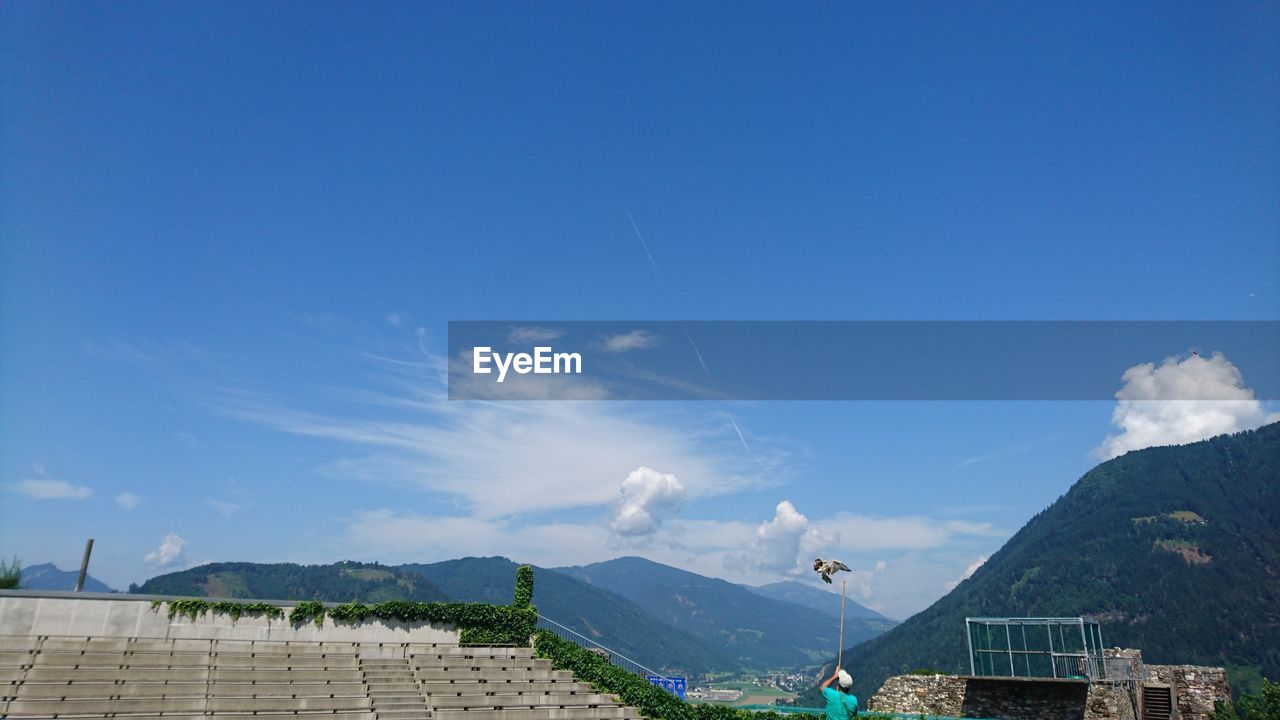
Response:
[0,590,461,644]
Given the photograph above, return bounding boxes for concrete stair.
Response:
[0,635,643,720]
[359,656,431,720]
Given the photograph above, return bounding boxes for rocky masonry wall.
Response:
[870,666,1230,720]
[868,674,966,716]
[1146,665,1231,720]
[871,675,1090,719]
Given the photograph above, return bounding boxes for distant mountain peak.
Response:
[17,563,113,593]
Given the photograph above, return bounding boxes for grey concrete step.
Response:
[375,711,432,720]
[24,667,212,682]
[426,693,618,709]
[207,695,372,711]
[416,670,572,682]
[214,669,365,683]
[419,681,594,695]
[414,659,548,671]
[12,680,370,698]
[433,708,637,720]
[6,695,375,714]
[7,696,209,714]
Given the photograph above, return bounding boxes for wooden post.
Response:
[838,579,846,668]
[74,538,94,592]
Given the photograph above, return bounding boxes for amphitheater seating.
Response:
[0,636,643,720]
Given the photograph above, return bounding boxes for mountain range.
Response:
[823,423,1280,704]
[15,563,113,593]
[558,556,896,669]
[123,554,896,675]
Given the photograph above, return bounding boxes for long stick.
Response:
[837,579,846,668]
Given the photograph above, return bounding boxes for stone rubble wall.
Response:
[867,674,965,716]
[870,662,1229,720]
[1146,665,1231,720]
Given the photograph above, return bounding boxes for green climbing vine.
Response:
[150,565,536,645]
[513,564,534,608]
[152,598,284,622]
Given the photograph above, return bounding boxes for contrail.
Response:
[625,209,660,278]
[684,331,710,376]
[729,418,767,470]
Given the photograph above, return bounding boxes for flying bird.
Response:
[813,558,851,584]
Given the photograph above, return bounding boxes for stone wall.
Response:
[868,674,966,716]
[0,590,461,644]
[1146,665,1231,720]
[962,678,1090,720]
[868,651,1230,720]
[1084,681,1138,720]
[870,675,1090,720]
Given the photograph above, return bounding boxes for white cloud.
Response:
[207,500,241,517]
[1095,352,1278,460]
[221,391,759,520]
[384,312,406,327]
[335,510,614,568]
[946,555,988,591]
[144,533,186,568]
[609,467,687,538]
[728,500,835,575]
[508,326,565,344]
[114,493,141,510]
[843,560,889,600]
[601,330,657,353]
[17,479,91,500]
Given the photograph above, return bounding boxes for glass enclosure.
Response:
[966,617,1107,681]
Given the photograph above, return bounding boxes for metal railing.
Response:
[535,613,676,683]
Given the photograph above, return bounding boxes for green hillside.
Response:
[401,557,737,675]
[558,556,894,670]
[131,560,447,602]
[826,423,1280,705]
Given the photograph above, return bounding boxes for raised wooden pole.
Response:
[837,579,846,668]
[74,538,94,592]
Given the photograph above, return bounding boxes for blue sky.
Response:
[2,2,1277,618]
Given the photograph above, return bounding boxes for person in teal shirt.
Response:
[820,668,859,720]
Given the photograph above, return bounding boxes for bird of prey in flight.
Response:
[813,558,851,584]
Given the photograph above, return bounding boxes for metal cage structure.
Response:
[965,617,1107,681]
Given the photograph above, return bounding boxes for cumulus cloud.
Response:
[1095,352,1278,460]
[508,326,565,344]
[114,493,141,510]
[601,330,657,353]
[17,479,92,500]
[844,560,889,600]
[144,533,186,568]
[608,467,687,538]
[945,555,988,591]
[728,501,835,575]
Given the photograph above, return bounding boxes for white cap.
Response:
[838,670,853,688]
